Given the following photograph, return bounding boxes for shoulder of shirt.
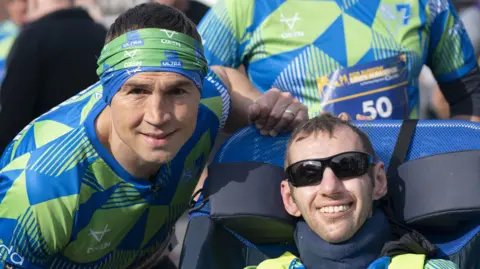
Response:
[422,0,455,13]
[9,125,97,173]
[6,82,103,159]
[202,69,229,96]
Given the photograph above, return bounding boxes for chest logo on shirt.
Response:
[89,224,111,242]
[380,3,412,35]
[280,13,304,39]
[87,224,112,254]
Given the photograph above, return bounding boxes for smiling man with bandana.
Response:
[0,3,307,269]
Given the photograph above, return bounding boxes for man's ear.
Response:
[372,162,388,200]
[281,180,301,217]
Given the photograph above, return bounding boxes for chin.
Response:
[317,224,357,244]
[325,232,354,244]
[141,150,177,164]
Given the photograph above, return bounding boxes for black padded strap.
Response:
[386,119,418,181]
[379,119,438,258]
[382,119,418,223]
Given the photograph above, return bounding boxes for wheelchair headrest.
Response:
[203,120,480,233]
[203,161,297,245]
[396,150,480,229]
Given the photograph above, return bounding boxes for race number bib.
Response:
[318,55,409,120]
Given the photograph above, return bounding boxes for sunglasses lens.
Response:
[289,161,324,187]
[331,152,370,178]
[287,152,372,187]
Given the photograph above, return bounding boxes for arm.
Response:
[437,66,480,121]
[0,26,40,152]
[211,65,308,136]
[426,0,480,121]
[0,155,73,268]
[197,0,253,68]
[210,65,260,133]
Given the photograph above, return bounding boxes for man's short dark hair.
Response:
[105,3,201,44]
[285,114,377,167]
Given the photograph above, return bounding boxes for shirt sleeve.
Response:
[426,0,478,83]
[197,0,254,68]
[0,153,77,268]
[437,65,480,117]
[201,69,231,130]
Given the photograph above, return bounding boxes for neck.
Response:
[95,107,161,179]
[294,209,391,269]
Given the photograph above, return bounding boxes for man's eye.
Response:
[129,88,147,95]
[170,88,187,96]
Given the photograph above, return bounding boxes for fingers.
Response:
[248,103,261,125]
[262,91,296,133]
[269,102,308,136]
[250,88,373,138]
[251,89,310,136]
[291,104,308,130]
[249,88,280,130]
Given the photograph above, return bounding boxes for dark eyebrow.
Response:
[169,79,196,89]
[122,80,153,90]
[164,79,197,92]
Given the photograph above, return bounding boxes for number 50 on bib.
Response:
[317,55,409,120]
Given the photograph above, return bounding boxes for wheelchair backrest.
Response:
[180,120,480,269]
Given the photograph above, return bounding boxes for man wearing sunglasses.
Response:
[246,114,458,269]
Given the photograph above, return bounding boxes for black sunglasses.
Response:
[285,151,375,187]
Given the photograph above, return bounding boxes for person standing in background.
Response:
[199,0,480,122]
[0,0,107,154]
[0,0,27,84]
[152,0,209,25]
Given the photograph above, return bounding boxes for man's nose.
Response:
[318,167,343,197]
[144,93,172,126]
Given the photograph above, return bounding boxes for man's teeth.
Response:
[320,204,351,213]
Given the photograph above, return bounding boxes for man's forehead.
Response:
[289,127,363,160]
[125,72,194,86]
